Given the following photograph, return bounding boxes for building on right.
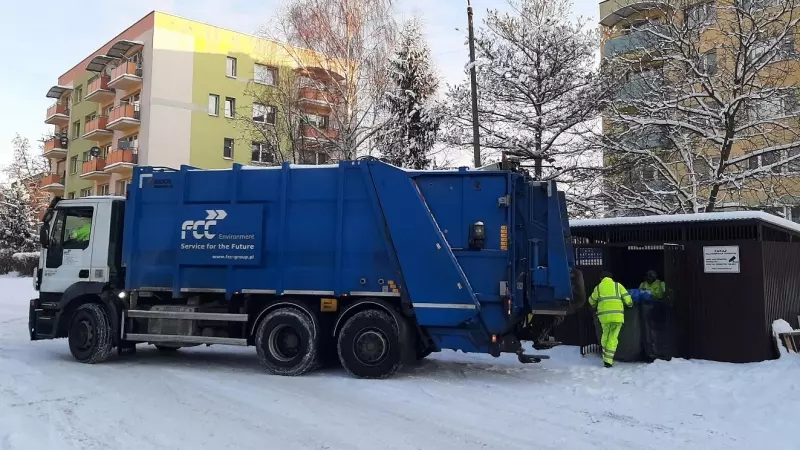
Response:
[597,0,800,220]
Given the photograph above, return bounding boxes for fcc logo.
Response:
[181,210,227,240]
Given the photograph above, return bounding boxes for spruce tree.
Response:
[378,18,440,169]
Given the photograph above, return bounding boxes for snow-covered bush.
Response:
[11,252,39,277]
[0,249,14,275]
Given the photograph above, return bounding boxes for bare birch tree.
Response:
[597,0,800,216]
[263,0,396,160]
[442,0,605,181]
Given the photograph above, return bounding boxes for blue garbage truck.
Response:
[29,159,584,378]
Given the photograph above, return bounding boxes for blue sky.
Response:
[0,0,598,167]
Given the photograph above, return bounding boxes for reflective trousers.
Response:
[600,322,623,366]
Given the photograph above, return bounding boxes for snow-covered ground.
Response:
[1,275,798,450]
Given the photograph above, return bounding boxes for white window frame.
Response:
[208,94,220,116]
[225,97,236,118]
[97,184,110,196]
[251,141,276,164]
[686,2,716,29]
[226,56,238,78]
[79,187,92,198]
[254,64,277,86]
[252,103,276,125]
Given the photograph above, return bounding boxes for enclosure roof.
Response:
[570,211,800,235]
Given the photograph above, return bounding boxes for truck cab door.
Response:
[40,204,96,294]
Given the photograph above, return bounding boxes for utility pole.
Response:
[467,0,481,168]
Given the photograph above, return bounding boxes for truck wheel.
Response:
[255,308,319,376]
[416,348,433,360]
[68,303,113,364]
[337,310,409,379]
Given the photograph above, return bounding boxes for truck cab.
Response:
[31,197,125,341]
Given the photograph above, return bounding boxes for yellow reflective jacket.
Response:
[588,277,632,324]
[639,280,666,300]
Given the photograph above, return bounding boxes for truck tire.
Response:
[337,309,410,379]
[255,308,319,376]
[68,303,113,364]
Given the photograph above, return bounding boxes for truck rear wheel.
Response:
[337,310,410,379]
[255,308,319,376]
[68,303,113,364]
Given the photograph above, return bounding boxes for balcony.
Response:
[42,136,68,159]
[603,26,666,58]
[80,158,109,180]
[108,61,142,91]
[39,173,65,194]
[45,103,70,125]
[300,125,339,141]
[85,76,115,103]
[107,104,141,131]
[104,149,138,173]
[298,87,339,111]
[616,74,664,102]
[82,116,113,141]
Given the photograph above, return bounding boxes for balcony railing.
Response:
[43,136,67,153]
[86,76,114,102]
[45,103,70,124]
[109,104,140,123]
[40,173,65,187]
[301,125,339,140]
[298,87,339,105]
[82,158,106,174]
[616,75,664,102]
[109,61,143,90]
[83,116,111,137]
[604,26,666,58]
[106,149,138,166]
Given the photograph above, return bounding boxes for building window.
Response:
[299,149,330,165]
[116,179,129,196]
[82,151,90,163]
[67,192,75,199]
[224,138,234,159]
[699,49,717,75]
[119,134,139,150]
[226,57,238,78]
[254,64,277,86]
[73,86,83,104]
[225,97,236,118]
[748,89,799,120]
[686,2,716,29]
[305,113,329,129]
[252,103,276,124]
[80,187,92,198]
[69,156,78,174]
[103,104,114,117]
[72,121,81,140]
[208,94,220,116]
[251,142,276,164]
[97,184,110,196]
[749,34,796,64]
[101,144,111,159]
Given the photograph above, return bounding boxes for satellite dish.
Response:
[89,146,101,157]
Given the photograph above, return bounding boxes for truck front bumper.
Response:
[29,301,57,341]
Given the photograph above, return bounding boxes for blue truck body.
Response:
[122,160,578,355]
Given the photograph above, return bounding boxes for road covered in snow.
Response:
[1,274,798,450]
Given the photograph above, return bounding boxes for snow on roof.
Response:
[570,211,800,235]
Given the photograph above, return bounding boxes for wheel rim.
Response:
[353,329,389,366]
[74,319,94,351]
[268,324,302,362]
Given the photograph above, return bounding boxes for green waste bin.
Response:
[593,304,644,362]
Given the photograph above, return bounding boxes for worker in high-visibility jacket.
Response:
[588,271,633,368]
[639,270,666,300]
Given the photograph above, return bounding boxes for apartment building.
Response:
[41,11,341,199]
[598,0,800,219]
